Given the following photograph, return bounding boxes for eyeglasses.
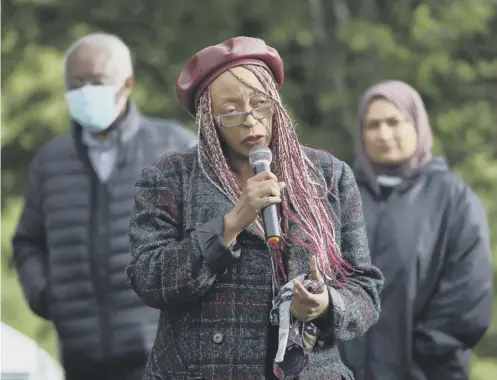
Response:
[213,103,275,128]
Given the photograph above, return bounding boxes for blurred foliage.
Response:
[2,0,497,377]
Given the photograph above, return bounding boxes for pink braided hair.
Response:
[195,64,352,285]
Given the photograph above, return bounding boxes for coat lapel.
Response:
[183,153,266,243]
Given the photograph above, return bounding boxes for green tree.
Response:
[2,0,496,377]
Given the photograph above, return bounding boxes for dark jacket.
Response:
[126,146,384,380]
[12,102,197,373]
[339,157,493,380]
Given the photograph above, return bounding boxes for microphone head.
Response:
[249,146,272,167]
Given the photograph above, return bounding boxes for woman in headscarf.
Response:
[126,37,383,380]
[339,80,493,380]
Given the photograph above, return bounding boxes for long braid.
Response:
[196,65,353,286]
[196,91,241,203]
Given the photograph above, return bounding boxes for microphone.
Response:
[249,146,281,246]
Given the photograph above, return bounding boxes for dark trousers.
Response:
[62,347,148,380]
[65,364,145,380]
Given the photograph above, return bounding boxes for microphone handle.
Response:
[253,162,281,245]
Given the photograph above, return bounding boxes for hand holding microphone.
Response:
[224,147,285,245]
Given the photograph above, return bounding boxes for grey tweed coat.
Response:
[126,146,384,380]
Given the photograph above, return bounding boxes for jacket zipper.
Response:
[89,175,112,362]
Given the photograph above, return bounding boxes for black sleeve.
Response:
[414,184,493,380]
[12,154,50,319]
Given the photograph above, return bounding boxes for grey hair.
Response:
[63,33,133,85]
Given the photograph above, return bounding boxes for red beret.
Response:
[176,36,284,115]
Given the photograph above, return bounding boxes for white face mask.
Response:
[65,84,127,133]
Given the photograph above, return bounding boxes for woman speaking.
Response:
[339,80,493,380]
[126,36,383,380]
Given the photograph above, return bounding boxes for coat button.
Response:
[212,332,224,344]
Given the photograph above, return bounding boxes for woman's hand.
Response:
[291,256,330,322]
[224,171,285,244]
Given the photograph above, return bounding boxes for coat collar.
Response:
[183,151,267,243]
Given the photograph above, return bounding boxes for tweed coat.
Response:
[126,146,384,380]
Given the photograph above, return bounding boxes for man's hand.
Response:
[291,255,329,322]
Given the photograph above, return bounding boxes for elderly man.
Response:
[12,33,197,380]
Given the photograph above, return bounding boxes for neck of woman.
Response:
[232,162,253,189]
[226,152,254,189]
